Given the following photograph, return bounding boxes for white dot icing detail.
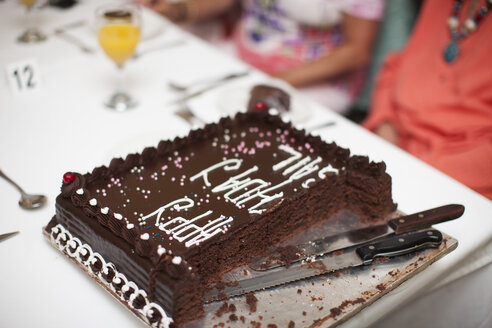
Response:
[268,108,279,116]
[76,188,84,195]
[157,246,166,256]
[127,223,134,229]
[114,213,123,220]
[89,198,97,206]
[101,207,109,214]
[140,233,150,240]
[172,256,182,265]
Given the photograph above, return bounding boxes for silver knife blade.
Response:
[249,204,464,271]
[0,231,19,243]
[204,229,443,302]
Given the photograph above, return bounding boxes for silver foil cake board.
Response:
[44,220,457,328]
[191,233,457,328]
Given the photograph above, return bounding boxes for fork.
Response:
[174,101,205,126]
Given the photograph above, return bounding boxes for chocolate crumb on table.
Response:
[288,321,295,328]
[250,320,261,328]
[297,289,302,294]
[215,301,231,317]
[267,324,277,328]
[229,314,238,322]
[302,311,307,316]
[246,292,258,313]
[240,316,245,323]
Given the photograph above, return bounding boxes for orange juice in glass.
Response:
[96,4,141,111]
[98,23,140,68]
[19,0,37,9]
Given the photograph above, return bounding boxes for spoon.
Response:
[0,169,47,210]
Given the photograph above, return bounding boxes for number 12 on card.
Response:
[6,58,42,95]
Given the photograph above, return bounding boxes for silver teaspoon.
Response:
[0,169,47,210]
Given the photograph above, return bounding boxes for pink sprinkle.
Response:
[139,177,143,181]
[171,177,176,181]
[144,195,148,199]
[161,165,168,171]
[267,131,272,137]
[107,184,111,188]
[231,148,236,153]
[305,143,311,149]
[224,151,229,155]
[243,148,248,154]
[185,157,189,161]
[217,196,221,200]
[182,175,186,179]
[259,132,264,138]
[205,199,209,203]
[298,146,303,151]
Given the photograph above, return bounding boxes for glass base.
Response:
[105,92,137,112]
[17,28,47,43]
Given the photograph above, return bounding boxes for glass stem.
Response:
[25,7,33,31]
[116,64,125,94]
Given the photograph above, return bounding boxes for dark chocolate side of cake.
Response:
[45,111,396,327]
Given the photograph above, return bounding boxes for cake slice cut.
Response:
[44,110,396,327]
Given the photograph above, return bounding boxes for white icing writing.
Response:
[318,165,339,178]
[140,198,234,248]
[191,145,328,214]
[272,145,302,171]
[189,158,242,187]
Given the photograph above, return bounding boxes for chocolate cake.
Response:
[44,110,396,327]
[247,84,291,112]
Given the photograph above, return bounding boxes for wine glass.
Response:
[17,0,47,43]
[96,3,141,111]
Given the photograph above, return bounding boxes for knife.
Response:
[250,204,464,271]
[167,71,250,105]
[205,229,443,302]
[0,231,19,243]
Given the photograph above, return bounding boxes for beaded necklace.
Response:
[443,0,492,63]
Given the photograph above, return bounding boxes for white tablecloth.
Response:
[0,1,491,328]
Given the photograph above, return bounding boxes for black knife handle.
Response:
[388,204,464,234]
[356,229,443,265]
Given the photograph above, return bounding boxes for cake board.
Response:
[43,222,458,328]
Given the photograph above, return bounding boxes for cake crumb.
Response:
[376,283,386,291]
[250,320,261,328]
[215,302,230,317]
[288,321,295,328]
[302,311,306,316]
[240,316,245,323]
[229,314,238,322]
[246,292,258,313]
[229,304,237,312]
[297,289,302,294]
[267,324,277,328]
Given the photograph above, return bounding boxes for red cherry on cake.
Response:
[254,101,267,111]
[63,172,75,184]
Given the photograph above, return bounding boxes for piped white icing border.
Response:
[49,224,172,328]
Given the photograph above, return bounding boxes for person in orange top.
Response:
[364,0,492,200]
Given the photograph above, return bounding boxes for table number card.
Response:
[6,58,42,95]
